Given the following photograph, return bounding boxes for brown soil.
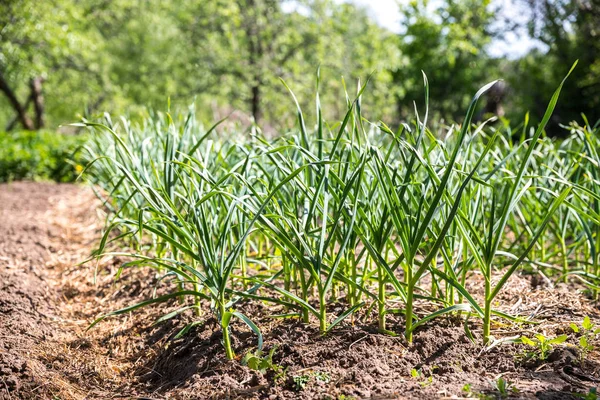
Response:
[1,181,600,399]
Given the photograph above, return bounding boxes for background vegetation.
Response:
[1,0,598,133]
[0,131,85,182]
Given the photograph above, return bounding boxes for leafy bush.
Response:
[0,130,86,183]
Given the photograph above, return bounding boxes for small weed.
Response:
[576,387,598,400]
[315,371,331,383]
[462,383,472,394]
[292,370,331,391]
[242,346,281,374]
[410,368,433,387]
[242,346,288,385]
[571,316,600,363]
[491,377,518,398]
[519,333,568,360]
[462,383,495,400]
[293,374,310,391]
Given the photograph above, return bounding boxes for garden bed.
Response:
[0,181,599,399]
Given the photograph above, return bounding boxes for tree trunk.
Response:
[244,0,263,124]
[6,96,32,131]
[29,77,45,129]
[0,70,34,130]
[251,82,261,123]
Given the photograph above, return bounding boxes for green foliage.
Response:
[491,377,518,398]
[577,388,598,400]
[410,368,433,387]
[314,371,330,383]
[522,0,600,125]
[462,383,496,400]
[1,0,597,130]
[0,0,111,126]
[462,383,473,394]
[0,0,400,130]
[571,316,600,362]
[293,374,311,391]
[394,0,495,120]
[0,130,85,182]
[292,370,330,391]
[242,346,283,375]
[519,334,568,361]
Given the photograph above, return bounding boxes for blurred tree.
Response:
[0,0,54,130]
[174,0,320,124]
[517,0,600,126]
[0,0,403,130]
[313,1,401,123]
[10,0,592,133]
[171,0,399,128]
[0,0,109,130]
[91,0,189,114]
[394,0,495,122]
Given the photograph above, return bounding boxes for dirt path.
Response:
[1,182,600,399]
[0,182,170,400]
[0,182,107,399]
[0,182,141,399]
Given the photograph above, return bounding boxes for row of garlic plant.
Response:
[80,66,600,359]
